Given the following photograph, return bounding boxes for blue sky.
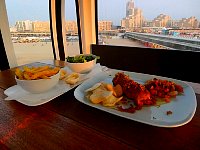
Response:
[5,0,200,26]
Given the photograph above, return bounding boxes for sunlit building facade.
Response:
[121,0,143,31]
[152,14,171,27]
[178,16,199,28]
[65,21,78,35]
[32,21,50,32]
[98,21,112,31]
[15,20,33,32]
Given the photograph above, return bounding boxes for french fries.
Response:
[15,65,60,80]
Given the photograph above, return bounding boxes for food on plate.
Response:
[59,69,68,80]
[89,87,113,104]
[85,72,184,114]
[15,66,61,93]
[112,72,184,113]
[113,84,123,98]
[85,82,123,107]
[112,72,154,107]
[66,54,98,73]
[166,110,173,115]
[64,73,80,85]
[85,82,102,92]
[15,65,60,80]
[144,78,184,102]
[102,94,123,107]
[59,69,80,85]
[66,54,99,63]
[101,83,123,98]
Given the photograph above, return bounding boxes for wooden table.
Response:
[0,60,200,150]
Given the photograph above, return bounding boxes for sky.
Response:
[5,0,200,26]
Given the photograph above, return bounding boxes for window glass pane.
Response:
[5,0,54,66]
[98,0,200,50]
[65,0,80,56]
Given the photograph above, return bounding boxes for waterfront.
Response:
[13,38,146,65]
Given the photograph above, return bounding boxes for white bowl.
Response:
[66,54,97,73]
[15,70,60,93]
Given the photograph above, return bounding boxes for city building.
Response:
[15,20,33,32]
[178,16,199,28]
[121,0,143,31]
[152,14,171,27]
[65,21,78,35]
[32,21,50,32]
[98,21,112,31]
[126,0,134,17]
[9,27,17,32]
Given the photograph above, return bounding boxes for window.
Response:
[5,0,54,66]
[65,0,80,56]
[97,0,200,50]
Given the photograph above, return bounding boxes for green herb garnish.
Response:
[66,55,100,63]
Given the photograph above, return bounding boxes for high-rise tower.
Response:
[126,0,134,17]
[122,0,143,31]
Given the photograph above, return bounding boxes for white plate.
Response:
[4,63,103,106]
[74,70,197,128]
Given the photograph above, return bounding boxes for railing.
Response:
[125,32,200,51]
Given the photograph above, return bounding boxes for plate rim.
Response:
[74,70,197,128]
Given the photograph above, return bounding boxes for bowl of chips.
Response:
[66,54,98,73]
[15,65,61,93]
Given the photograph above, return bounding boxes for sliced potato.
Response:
[85,82,123,107]
[104,83,114,91]
[59,69,68,80]
[64,73,79,85]
[90,88,113,104]
[102,95,123,107]
[85,82,102,92]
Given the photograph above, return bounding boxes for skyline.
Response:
[5,0,200,26]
